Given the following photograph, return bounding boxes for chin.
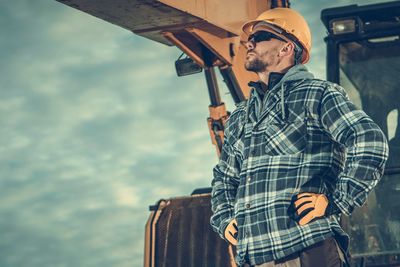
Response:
[244,58,253,67]
[244,59,256,71]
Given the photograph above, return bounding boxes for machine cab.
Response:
[322,2,400,266]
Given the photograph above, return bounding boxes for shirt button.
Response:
[250,150,256,156]
[247,176,251,182]
[246,203,251,209]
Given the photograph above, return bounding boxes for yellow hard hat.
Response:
[242,8,312,64]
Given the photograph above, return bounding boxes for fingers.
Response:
[227,230,238,245]
[296,201,314,215]
[294,197,313,209]
[294,195,316,218]
[227,220,237,235]
[296,192,315,199]
[233,220,238,231]
[228,227,238,239]
[224,219,238,246]
[294,195,316,208]
[299,210,315,225]
[289,193,328,226]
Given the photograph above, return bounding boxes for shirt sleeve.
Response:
[210,118,241,239]
[320,83,389,216]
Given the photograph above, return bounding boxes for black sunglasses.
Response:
[248,31,287,44]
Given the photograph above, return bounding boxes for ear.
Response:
[279,42,295,58]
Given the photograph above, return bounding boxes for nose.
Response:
[245,40,255,51]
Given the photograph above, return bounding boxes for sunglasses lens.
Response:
[248,31,286,43]
[248,31,272,43]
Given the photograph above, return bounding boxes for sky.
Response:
[0,0,387,266]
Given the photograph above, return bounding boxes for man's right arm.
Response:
[210,122,241,240]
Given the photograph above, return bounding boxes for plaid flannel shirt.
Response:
[210,65,388,266]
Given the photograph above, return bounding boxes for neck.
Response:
[258,64,292,85]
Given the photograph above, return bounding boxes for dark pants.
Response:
[244,237,347,267]
[299,237,346,267]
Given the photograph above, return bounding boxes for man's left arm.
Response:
[291,84,389,225]
[319,84,389,216]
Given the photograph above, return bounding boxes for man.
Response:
[210,8,388,267]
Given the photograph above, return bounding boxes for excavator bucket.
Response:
[56,0,204,46]
[144,190,236,267]
[55,0,278,46]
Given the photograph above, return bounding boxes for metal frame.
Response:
[322,0,400,175]
[322,2,400,266]
[322,1,400,83]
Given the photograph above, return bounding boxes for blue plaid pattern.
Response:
[210,68,388,266]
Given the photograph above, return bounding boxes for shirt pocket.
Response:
[264,120,307,156]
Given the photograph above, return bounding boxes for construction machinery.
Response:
[54,0,400,266]
[321,2,400,266]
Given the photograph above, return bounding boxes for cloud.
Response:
[0,1,216,266]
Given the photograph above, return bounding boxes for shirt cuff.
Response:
[330,191,354,216]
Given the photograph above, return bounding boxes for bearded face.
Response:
[244,41,281,73]
[245,51,268,72]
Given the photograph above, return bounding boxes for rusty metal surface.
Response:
[56,0,204,46]
[159,0,270,36]
[56,0,272,43]
[145,194,236,267]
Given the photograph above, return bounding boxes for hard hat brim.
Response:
[241,19,262,37]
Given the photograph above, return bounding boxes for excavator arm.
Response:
[55,0,290,155]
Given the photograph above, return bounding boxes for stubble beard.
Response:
[245,54,267,73]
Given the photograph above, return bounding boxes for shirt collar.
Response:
[248,72,285,97]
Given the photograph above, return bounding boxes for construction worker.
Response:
[210,8,388,267]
